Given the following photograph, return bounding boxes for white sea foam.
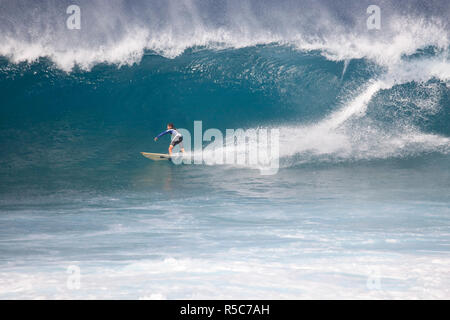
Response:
[0,1,448,71]
[1,254,449,299]
[280,57,450,161]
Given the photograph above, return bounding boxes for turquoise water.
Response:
[0,0,449,299]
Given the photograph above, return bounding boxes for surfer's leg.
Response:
[170,136,183,154]
[178,137,185,152]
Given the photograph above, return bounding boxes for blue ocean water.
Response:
[0,0,449,299]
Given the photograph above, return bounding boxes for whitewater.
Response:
[0,0,449,299]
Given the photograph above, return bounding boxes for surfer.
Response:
[154,123,185,155]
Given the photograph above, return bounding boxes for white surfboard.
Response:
[140,152,172,161]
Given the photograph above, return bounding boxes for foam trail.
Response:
[341,59,350,80]
[324,81,383,129]
[198,56,450,168]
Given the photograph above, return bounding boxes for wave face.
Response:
[0,0,449,175]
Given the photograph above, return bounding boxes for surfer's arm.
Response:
[154,129,172,141]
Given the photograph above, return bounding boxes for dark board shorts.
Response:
[171,136,183,147]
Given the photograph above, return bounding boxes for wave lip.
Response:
[0,1,449,71]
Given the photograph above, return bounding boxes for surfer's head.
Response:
[167,123,175,130]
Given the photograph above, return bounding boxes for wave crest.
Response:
[0,1,449,71]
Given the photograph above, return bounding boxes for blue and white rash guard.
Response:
[155,129,182,142]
